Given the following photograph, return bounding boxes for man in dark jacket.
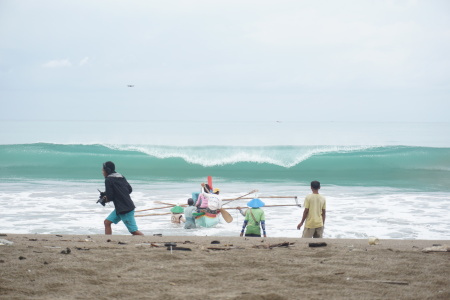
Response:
[102,161,144,235]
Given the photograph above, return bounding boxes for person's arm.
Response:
[104,178,114,203]
[240,220,248,237]
[260,210,266,237]
[236,207,246,217]
[201,183,211,193]
[297,208,309,230]
[123,176,132,194]
[240,210,249,236]
[196,194,204,208]
[260,220,267,237]
[322,209,326,226]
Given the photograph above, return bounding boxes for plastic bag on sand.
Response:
[0,239,14,246]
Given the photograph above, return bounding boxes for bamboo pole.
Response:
[227,204,301,209]
[135,205,177,212]
[155,201,187,207]
[223,196,297,201]
[136,204,302,217]
[222,190,258,207]
[135,193,297,213]
[135,212,172,217]
[135,201,187,213]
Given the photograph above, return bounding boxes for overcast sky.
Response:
[1,0,449,122]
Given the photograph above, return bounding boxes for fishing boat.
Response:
[134,176,300,227]
[194,210,221,228]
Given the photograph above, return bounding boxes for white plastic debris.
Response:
[0,239,14,246]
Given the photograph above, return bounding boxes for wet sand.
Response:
[0,234,449,299]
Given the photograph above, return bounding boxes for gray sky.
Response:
[1,0,449,122]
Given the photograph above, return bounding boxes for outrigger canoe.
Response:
[194,210,221,228]
[134,178,300,227]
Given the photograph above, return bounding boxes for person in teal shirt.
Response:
[184,198,197,229]
[239,198,266,237]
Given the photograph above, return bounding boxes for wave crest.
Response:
[105,145,375,168]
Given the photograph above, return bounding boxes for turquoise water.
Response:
[1,143,449,191]
[1,121,449,238]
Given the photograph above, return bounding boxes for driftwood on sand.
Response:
[422,244,450,252]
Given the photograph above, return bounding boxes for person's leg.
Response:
[302,228,315,238]
[105,210,121,235]
[313,227,324,238]
[120,210,144,236]
[104,219,113,235]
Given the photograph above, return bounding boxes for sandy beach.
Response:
[0,234,449,300]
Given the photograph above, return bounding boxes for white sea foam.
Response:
[104,144,374,168]
[1,180,449,240]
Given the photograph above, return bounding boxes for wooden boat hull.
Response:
[195,211,221,228]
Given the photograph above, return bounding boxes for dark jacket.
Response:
[104,172,135,214]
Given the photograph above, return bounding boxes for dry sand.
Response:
[0,233,449,300]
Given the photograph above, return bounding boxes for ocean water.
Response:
[1,121,449,239]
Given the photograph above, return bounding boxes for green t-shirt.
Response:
[245,208,265,235]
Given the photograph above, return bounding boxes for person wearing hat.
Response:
[239,198,267,238]
[101,161,144,236]
[196,183,222,214]
[170,205,186,224]
[183,198,197,229]
[207,187,222,214]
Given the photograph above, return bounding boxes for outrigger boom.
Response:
[223,196,298,201]
[134,175,300,223]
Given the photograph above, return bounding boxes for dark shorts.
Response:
[245,233,261,237]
